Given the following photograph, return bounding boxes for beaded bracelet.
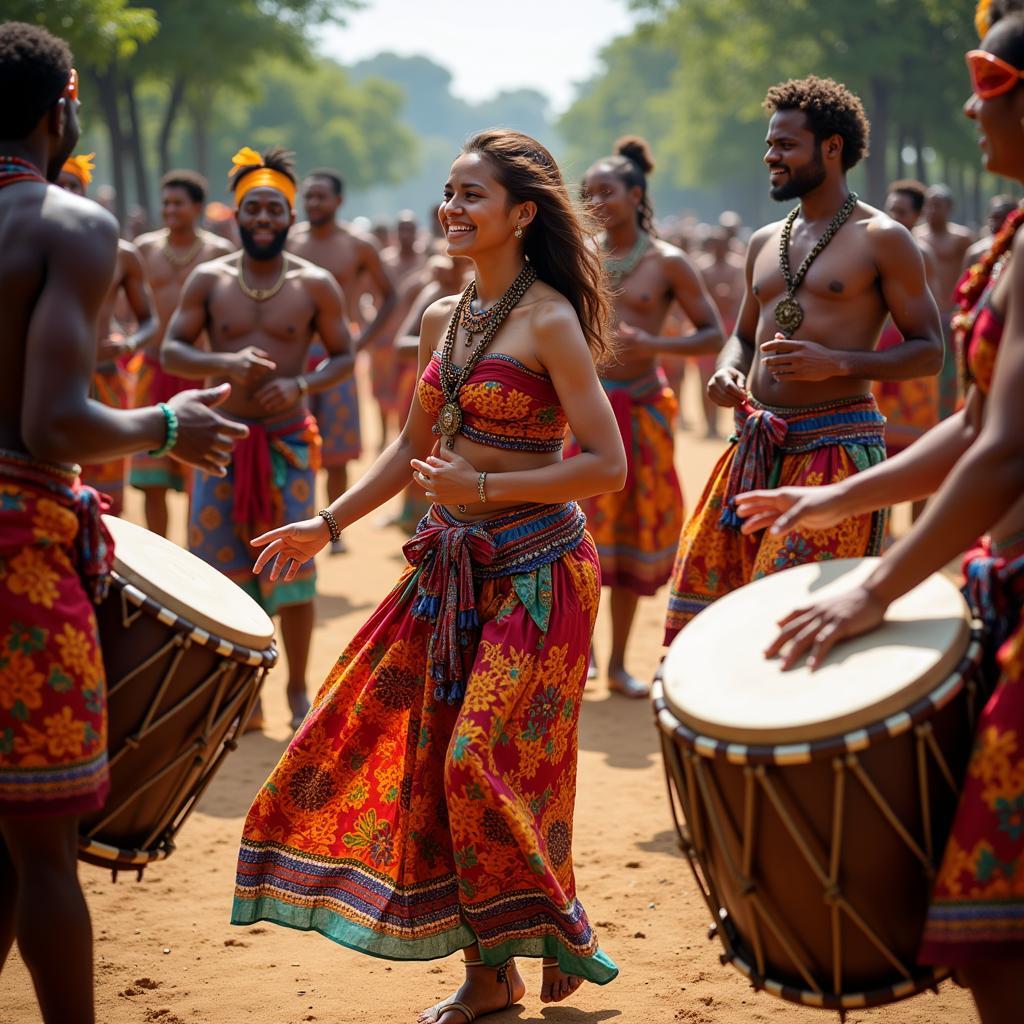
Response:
[148,402,179,457]
[477,471,488,504]
[318,507,341,543]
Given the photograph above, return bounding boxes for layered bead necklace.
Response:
[774,192,859,337]
[436,262,537,448]
[602,231,651,286]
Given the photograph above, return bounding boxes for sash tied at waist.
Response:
[720,402,788,529]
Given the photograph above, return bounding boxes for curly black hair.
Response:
[763,75,871,171]
[229,145,297,191]
[161,169,208,205]
[305,167,344,197]
[888,178,927,214]
[0,22,72,140]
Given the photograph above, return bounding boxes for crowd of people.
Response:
[2,0,1024,1021]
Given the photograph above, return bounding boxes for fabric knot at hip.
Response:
[720,402,788,529]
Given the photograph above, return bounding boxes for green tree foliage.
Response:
[563,0,998,224]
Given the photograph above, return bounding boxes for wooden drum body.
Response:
[654,559,984,1011]
[79,517,277,873]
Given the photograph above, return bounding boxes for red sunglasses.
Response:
[966,49,1024,100]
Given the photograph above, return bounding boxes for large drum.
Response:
[654,558,985,1011]
[79,516,277,875]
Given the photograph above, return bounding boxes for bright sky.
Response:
[318,0,638,114]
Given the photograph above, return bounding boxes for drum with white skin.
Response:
[79,516,277,875]
[654,558,985,1011]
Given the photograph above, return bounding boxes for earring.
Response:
[514,225,524,239]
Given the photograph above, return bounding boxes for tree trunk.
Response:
[92,66,128,226]
[867,77,889,205]
[158,75,186,176]
[124,77,151,225]
[192,100,209,180]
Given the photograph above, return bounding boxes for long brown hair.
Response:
[462,129,613,366]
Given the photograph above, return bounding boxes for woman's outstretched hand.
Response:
[410,443,478,506]
[251,517,331,582]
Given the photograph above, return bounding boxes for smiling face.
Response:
[965,24,1024,183]
[236,186,294,259]
[439,152,531,258]
[763,110,829,201]
[302,176,341,228]
[162,185,202,232]
[581,166,638,232]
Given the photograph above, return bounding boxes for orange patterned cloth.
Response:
[232,503,617,984]
[571,369,683,596]
[80,356,134,515]
[0,453,113,817]
[871,322,940,456]
[664,394,887,644]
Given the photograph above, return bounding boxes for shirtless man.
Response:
[133,170,234,535]
[663,75,943,646]
[696,226,745,438]
[289,169,397,550]
[0,25,246,1024]
[914,184,974,418]
[581,136,723,696]
[163,146,354,730]
[57,152,158,514]
[963,193,1017,269]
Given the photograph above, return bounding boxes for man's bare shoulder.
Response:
[203,231,234,256]
[950,222,975,242]
[746,220,783,258]
[287,252,336,287]
[133,227,167,252]
[34,185,118,253]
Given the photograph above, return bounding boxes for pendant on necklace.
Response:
[438,402,463,447]
[774,294,804,337]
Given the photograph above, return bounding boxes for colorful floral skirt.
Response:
[232,503,618,984]
[575,369,683,597]
[129,353,191,492]
[919,538,1024,964]
[871,322,940,456]
[664,394,887,644]
[0,452,114,817]
[308,341,361,466]
[190,409,320,616]
[80,358,134,515]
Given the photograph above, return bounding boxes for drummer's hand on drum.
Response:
[251,517,330,582]
[765,585,889,671]
[168,383,249,476]
[707,366,746,408]
[734,483,847,535]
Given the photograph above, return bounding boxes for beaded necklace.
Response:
[237,254,289,302]
[162,229,205,268]
[436,263,536,448]
[602,231,651,285]
[459,267,534,342]
[0,156,46,189]
[775,192,859,337]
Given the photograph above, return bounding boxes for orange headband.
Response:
[62,152,95,188]
[230,146,296,209]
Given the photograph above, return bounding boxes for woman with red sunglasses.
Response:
[733,2,1024,1019]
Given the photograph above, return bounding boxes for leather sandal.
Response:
[422,958,516,1024]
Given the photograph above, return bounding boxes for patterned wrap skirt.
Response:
[573,369,683,597]
[308,341,362,467]
[0,451,114,816]
[232,501,618,984]
[80,356,134,515]
[190,409,321,616]
[871,322,940,457]
[664,393,887,644]
[919,537,1024,964]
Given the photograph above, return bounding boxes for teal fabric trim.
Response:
[130,467,185,491]
[512,563,553,634]
[229,896,619,985]
[238,576,316,616]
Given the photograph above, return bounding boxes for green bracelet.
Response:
[149,402,179,457]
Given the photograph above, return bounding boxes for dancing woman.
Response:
[735,3,1024,1019]
[231,129,625,1022]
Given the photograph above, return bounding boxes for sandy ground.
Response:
[4,366,976,1024]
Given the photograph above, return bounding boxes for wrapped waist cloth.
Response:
[403,502,587,703]
[0,449,115,815]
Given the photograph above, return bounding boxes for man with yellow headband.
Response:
[57,153,158,515]
[133,169,234,536]
[289,166,397,552]
[0,24,248,1024]
[162,145,355,731]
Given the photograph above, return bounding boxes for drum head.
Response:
[663,558,971,744]
[103,515,275,650]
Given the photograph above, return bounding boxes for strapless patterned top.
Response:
[417,351,567,453]
[967,303,1003,397]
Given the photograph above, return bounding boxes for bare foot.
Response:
[587,646,599,681]
[540,959,584,1004]
[288,693,311,731]
[418,960,525,1023]
[607,666,650,699]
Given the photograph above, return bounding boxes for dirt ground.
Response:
[3,366,976,1024]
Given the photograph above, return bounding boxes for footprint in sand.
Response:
[223,938,249,948]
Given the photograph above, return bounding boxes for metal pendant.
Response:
[438,401,463,447]
[774,294,804,337]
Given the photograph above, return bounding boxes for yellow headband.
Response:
[976,0,994,39]
[62,152,95,188]
[230,146,296,209]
